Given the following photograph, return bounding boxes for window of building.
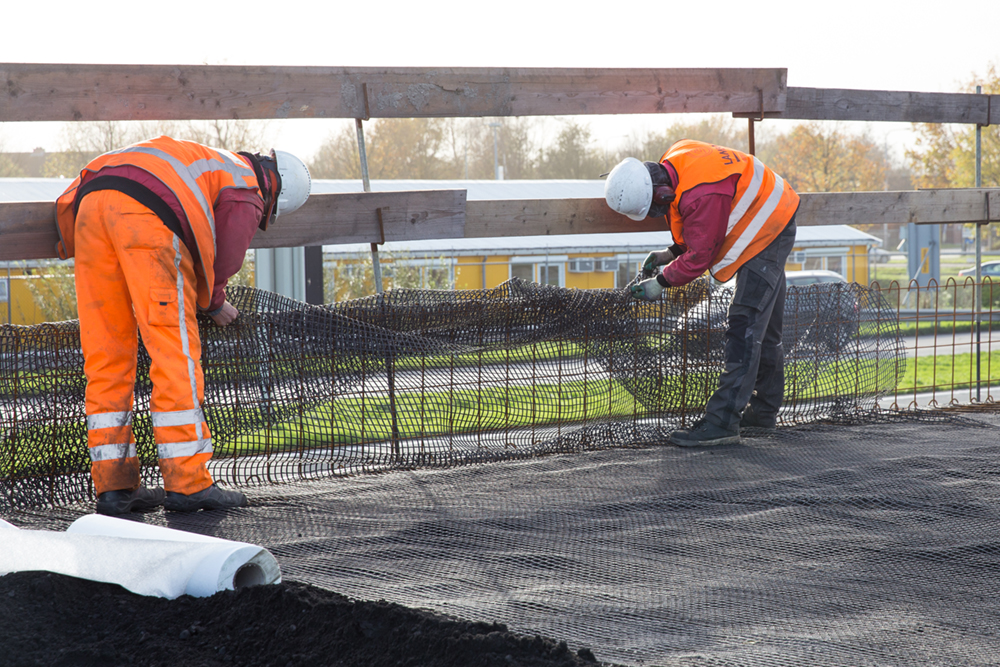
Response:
[538,264,562,286]
[511,263,533,282]
[0,278,7,303]
[510,262,563,287]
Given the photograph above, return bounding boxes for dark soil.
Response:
[0,572,606,667]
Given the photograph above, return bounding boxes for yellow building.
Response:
[0,261,72,325]
[325,226,881,295]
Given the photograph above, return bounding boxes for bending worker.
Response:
[55,136,311,515]
[604,139,798,447]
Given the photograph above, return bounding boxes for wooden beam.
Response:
[252,190,466,248]
[464,199,664,238]
[0,64,786,122]
[4,189,998,262]
[0,201,61,261]
[465,190,1000,238]
[795,189,1000,227]
[735,87,1000,125]
[0,190,466,261]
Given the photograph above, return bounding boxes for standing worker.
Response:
[54,136,311,515]
[604,139,799,447]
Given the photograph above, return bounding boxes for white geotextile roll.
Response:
[0,515,280,599]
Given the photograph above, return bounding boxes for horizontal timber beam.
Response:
[0,64,786,122]
[734,87,1000,125]
[3,189,997,262]
[0,190,466,261]
[795,189,1000,226]
[463,190,1000,236]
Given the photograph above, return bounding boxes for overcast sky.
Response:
[2,0,998,164]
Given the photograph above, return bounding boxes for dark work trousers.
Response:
[704,216,797,430]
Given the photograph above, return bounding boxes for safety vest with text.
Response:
[55,136,262,309]
[661,139,799,282]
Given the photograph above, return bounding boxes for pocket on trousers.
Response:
[733,259,779,312]
[149,288,178,326]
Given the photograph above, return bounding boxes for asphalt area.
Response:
[4,410,1000,667]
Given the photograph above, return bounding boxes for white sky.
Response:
[2,0,998,164]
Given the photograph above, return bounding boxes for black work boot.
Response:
[163,483,248,512]
[669,419,741,448]
[740,402,777,432]
[96,486,165,516]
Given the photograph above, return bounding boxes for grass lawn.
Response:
[897,349,1000,394]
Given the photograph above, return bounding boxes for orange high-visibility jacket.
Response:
[661,140,799,283]
[55,136,262,309]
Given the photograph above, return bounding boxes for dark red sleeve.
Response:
[208,189,264,312]
[661,174,741,287]
[661,193,731,286]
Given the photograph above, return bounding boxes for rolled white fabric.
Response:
[0,514,280,599]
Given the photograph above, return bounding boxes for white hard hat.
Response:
[272,149,311,218]
[604,157,653,221]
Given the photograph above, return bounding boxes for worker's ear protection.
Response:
[647,186,676,219]
[238,151,283,231]
[645,162,676,219]
[652,185,676,206]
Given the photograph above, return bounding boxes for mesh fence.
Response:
[1,278,904,509]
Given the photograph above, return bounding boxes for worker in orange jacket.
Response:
[55,136,311,515]
[604,140,799,447]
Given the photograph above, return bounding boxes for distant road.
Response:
[898,331,1000,358]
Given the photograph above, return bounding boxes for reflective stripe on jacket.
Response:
[661,139,799,283]
[55,136,261,309]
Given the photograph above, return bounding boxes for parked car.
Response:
[868,248,893,264]
[785,269,848,287]
[668,270,860,364]
[958,260,1000,279]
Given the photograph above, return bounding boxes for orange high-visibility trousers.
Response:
[74,190,214,496]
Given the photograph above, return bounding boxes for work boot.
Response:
[740,403,777,432]
[95,486,165,516]
[669,419,741,448]
[163,484,248,512]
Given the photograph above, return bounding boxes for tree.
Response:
[907,63,1000,189]
[0,134,25,177]
[310,119,450,180]
[618,115,749,163]
[309,122,363,179]
[536,121,604,179]
[907,63,1000,247]
[175,119,273,153]
[763,122,887,192]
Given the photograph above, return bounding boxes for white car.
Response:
[958,261,1000,279]
[785,269,848,288]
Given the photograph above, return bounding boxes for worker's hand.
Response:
[642,248,677,273]
[210,301,239,326]
[629,277,665,301]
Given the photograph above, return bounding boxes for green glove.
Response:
[629,277,665,301]
[642,248,677,273]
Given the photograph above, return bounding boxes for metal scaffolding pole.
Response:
[355,89,383,294]
[975,85,983,401]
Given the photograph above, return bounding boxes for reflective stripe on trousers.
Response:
[76,190,214,495]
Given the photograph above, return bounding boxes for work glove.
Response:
[642,247,677,273]
[629,277,665,301]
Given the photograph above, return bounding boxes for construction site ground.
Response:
[4,409,1000,667]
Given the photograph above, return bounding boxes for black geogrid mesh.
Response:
[7,411,1000,666]
[1,278,903,509]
